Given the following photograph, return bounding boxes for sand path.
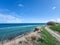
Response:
[45,26,60,42]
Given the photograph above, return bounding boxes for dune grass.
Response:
[50,25,60,33]
[38,27,60,45]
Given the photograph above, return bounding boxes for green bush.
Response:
[47,21,56,26]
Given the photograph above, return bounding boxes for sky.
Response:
[0,0,60,23]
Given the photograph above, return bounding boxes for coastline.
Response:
[0,26,41,45]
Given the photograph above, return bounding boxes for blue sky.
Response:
[0,0,60,23]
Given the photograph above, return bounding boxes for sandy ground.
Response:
[0,27,41,45]
[45,26,60,42]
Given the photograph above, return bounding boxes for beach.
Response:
[0,23,45,41]
[0,27,41,45]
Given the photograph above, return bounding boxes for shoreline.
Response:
[0,25,39,41]
[0,26,41,45]
[0,30,34,43]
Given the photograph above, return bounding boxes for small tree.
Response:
[47,21,56,26]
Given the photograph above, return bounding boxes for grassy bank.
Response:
[38,27,60,45]
[50,25,60,33]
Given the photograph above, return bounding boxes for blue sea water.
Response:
[0,23,45,41]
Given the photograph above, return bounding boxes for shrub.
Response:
[34,28,39,32]
[47,21,56,26]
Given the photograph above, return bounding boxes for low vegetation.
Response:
[46,21,56,26]
[50,25,60,33]
[38,27,60,45]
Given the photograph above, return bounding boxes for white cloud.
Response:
[52,6,56,10]
[56,18,60,22]
[18,4,24,7]
[45,18,60,23]
[0,14,23,23]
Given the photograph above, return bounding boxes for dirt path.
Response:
[45,26,60,42]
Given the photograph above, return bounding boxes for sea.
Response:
[0,23,45,41]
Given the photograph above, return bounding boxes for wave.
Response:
[0,25,38,29]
